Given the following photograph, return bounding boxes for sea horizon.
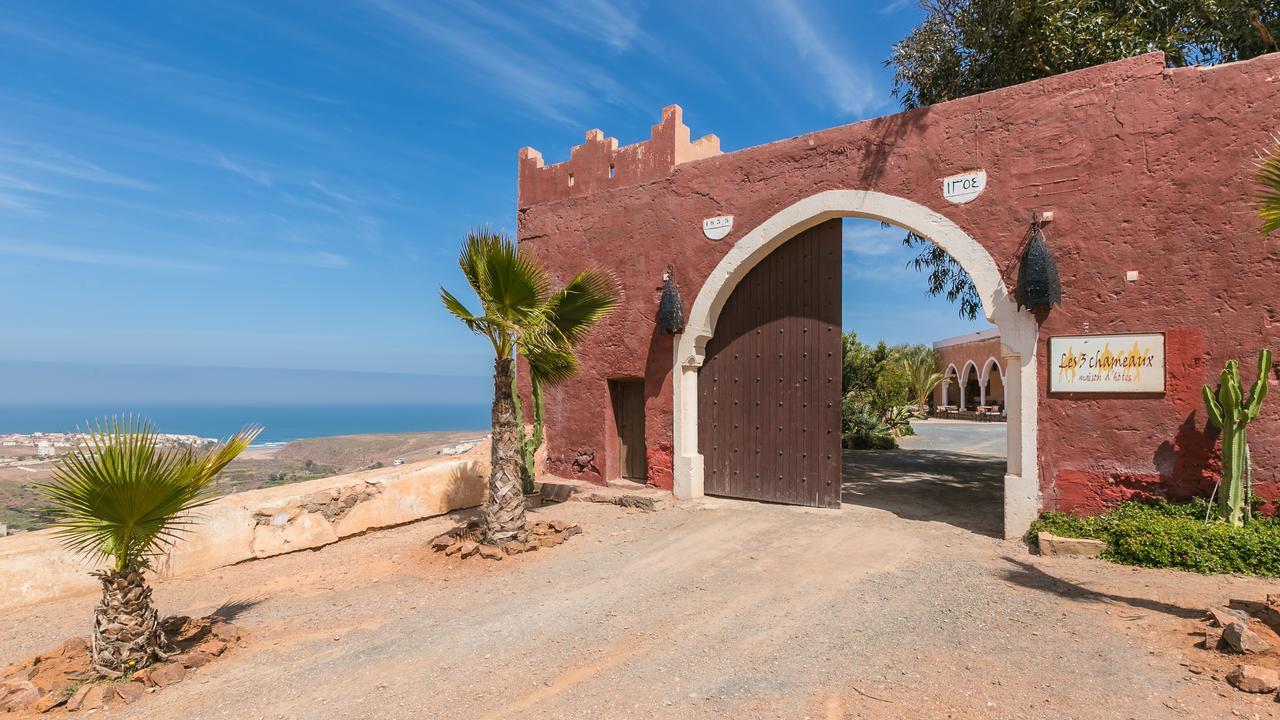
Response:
[0,403,491,445]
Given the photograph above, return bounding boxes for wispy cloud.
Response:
[310,181,353,204]
[880,0,916,13]
[0,14,334,143]
[0,142,153,191]
[523,0,645,52]
[216,154,274,188]
[0,240,215,271]
[0,237,350,272]
[364,0,643,126]
[213,248,350,269]
[758,0,881,117]
[0,192,36,211]
[842,221,904,257]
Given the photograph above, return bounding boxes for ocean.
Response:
[0,404,491,444]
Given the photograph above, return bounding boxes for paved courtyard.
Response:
[1,421,1272,719]
[844,419,1007,537]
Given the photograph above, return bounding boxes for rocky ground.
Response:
[2,428,1277,718]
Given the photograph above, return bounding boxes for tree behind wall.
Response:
[887,0,1280,319]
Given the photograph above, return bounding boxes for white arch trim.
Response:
[672,189,1040,539]
[958,360,980,410]
[980,356,1004,384]
[942,363,960,406]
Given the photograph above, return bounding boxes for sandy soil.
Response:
[4,445,1279,719]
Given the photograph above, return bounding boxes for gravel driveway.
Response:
[3,440,1275,719]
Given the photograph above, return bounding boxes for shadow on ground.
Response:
[998,558,1204,620]
[209,597,266,623]
[841,448,1005,538]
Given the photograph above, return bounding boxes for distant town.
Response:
[0,432,216,468]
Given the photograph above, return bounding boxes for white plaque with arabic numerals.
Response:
[1050,333,1166,393]
[702,215,733,240]
[941,170,987,204]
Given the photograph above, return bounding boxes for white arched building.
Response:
[934,328,1006,414]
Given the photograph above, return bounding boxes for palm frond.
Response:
[440,287,486,334]
[467,228,550,324]
[898,347,946,407]
[543,268,621,345]
[1259,136,1280,235]
[38,418,261,571]
[522,342,578,386]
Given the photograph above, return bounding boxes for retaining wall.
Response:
[0,446,487,611]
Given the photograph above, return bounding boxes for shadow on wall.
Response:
[841,449,1005,539]
[1053,411,1230,516]
[853,107,932,189]
[449,461,485,505]
[643,317,675,490]
[1153,411,1222,501]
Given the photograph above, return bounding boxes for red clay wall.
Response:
[517,52,1280,512]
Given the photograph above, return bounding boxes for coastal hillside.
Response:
[0,431,486,533]
[273,432,484,470]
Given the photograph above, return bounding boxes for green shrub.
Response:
[881,405,922,437]
[841,398,896,450]
[1028,500,1280,576]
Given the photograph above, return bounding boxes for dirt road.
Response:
[3,447,1276,719]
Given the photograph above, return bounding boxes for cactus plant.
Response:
[512,372,544,495]
[1203,349,1273,527]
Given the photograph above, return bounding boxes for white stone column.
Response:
[672,342,704,500]
[1002,347,1039,539]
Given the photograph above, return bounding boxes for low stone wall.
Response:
[0,445,487,612]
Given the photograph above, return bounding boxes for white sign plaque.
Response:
[702,215,733,240]
[1050,333,1166,393]
[941,170,987,204]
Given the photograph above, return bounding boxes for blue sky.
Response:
[0,0,990,405]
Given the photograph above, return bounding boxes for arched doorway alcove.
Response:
[982,357,1005,409]
[673,190,1039,539]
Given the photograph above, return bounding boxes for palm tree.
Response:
[899,346,947,410]
[441,228,620,545]
[1260,136,1280,235]
[38,418,260,678]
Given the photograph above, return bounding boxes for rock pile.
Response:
[252,480,382,527]
[0,615,241,714]
[1196,596,1280,698]
[431,518,582,560]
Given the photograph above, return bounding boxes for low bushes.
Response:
[1029,500,1280,576]
[841,398,896,449]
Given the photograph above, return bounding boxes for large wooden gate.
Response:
[698,219,842,508]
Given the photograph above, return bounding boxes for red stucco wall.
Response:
[516,52,1280,513]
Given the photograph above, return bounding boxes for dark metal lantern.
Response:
[658,264,685,334]
[1015,217,1062,312]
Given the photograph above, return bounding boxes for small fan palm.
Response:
[39,417,260,677]
[1260,136,1280,235]
[899,346,947,410]
[441,228,619,544]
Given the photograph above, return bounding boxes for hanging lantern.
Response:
[658,264,685,334]
[1015,215,1062,312]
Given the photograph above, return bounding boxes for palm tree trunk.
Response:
[91,569,166,678]
[486,357,528,544]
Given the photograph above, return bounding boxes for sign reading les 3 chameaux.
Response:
[1050,333,1166,393]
